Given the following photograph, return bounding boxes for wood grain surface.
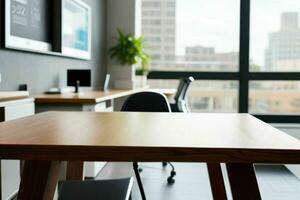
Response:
[0,112,299,163]
[0,91,29,102]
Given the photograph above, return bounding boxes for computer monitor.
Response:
[67,69,91,93]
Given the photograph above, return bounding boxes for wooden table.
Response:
[0,112,299,200]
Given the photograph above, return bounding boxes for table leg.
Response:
[226,163,261,200]
[66,161,84,180]
[207,163,227,200]
[18,160,62,200]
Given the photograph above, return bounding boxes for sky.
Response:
[176,0,300,66]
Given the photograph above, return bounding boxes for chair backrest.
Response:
[174,76,194,103]
[121,92,171,112]
[58,177,134,200]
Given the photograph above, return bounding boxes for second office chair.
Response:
[170,76,194,113]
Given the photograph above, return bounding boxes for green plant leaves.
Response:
[109,29,151,74]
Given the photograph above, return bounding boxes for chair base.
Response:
[162,162,176,184]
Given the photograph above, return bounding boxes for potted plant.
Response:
[109,29,150,89]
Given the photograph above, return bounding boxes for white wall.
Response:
[106,0,142,87]
[106,0,138,39]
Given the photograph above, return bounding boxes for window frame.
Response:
[147,0,300,123]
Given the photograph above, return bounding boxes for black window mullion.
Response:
[148,71,239,80]
[238,0,251,113]
[249,72,300,80]
[254,115,300,124]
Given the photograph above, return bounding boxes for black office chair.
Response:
[170,76,194,113]
[58,177,133,200]
[121,92,176,200]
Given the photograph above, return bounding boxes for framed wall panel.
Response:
[5,0,52,53]
[61,0,92,60]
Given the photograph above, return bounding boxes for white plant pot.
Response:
[135,75,148,88]
[110,65,136,89]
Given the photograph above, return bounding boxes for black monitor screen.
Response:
[67,69,91,87]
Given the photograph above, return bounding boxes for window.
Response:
[250,81,300,114]
[250,0,300,72]
[149,80,238,113]
[141,0,240,72]
[141,0,300,122]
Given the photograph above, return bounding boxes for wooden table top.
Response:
[0,91,30,102]
[34,89,176,104]
[0,112,299,163]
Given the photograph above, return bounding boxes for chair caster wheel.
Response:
[167,177,175,184]
[162,162,168,167]
[138,167,143,173]
[170,171,176,176]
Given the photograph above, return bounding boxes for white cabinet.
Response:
[4,102,35,121]
[0,98,34,200]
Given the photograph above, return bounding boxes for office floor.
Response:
[97,162,300,200]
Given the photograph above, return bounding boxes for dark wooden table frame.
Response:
[16,161,262,200]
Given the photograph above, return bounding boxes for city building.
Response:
[183,46,238,71]
[254,12,300,114]
[265,12,300,71]
[141,0,176,69]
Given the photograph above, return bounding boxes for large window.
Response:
[141,0,240,72]
[141,0,300,122]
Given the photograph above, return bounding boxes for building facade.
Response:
[183,46,238,71]
[265,12,300,71]
[141,0,176,69]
